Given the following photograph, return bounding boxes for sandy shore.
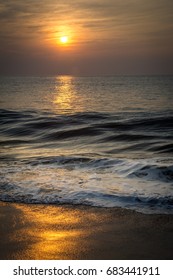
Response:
[0,201,173,260]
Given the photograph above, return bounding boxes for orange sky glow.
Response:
[0,0,173,75]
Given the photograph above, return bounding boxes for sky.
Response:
[0,0,173,76]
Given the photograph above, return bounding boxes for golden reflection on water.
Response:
[12,204,97,260]
[53,76,84,114]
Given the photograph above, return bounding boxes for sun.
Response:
[60,36,68,44]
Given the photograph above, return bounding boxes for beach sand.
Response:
[0,201,173,260]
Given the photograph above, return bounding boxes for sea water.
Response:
[0,76,173,213]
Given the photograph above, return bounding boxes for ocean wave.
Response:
[0,108,173,214]
[22,155,173,181]
[0,181,173,214]
[0,109,173,155]
[0,155,173,213]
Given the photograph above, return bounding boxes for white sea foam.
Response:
[0,156,173,214]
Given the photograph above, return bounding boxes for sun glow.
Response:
[60,36,68,44]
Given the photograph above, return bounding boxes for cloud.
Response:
[1,0,173,40]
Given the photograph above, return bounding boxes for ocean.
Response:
[0,76,173,214]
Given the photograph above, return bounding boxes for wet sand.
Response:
[0,201,173,260]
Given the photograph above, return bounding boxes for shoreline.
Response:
[0,201,173,260]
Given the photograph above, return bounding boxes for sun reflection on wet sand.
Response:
[8,203,101,260]
[14,204,82,259]
[1,202,173,260]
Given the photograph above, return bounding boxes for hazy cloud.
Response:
[0,0,173,75]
